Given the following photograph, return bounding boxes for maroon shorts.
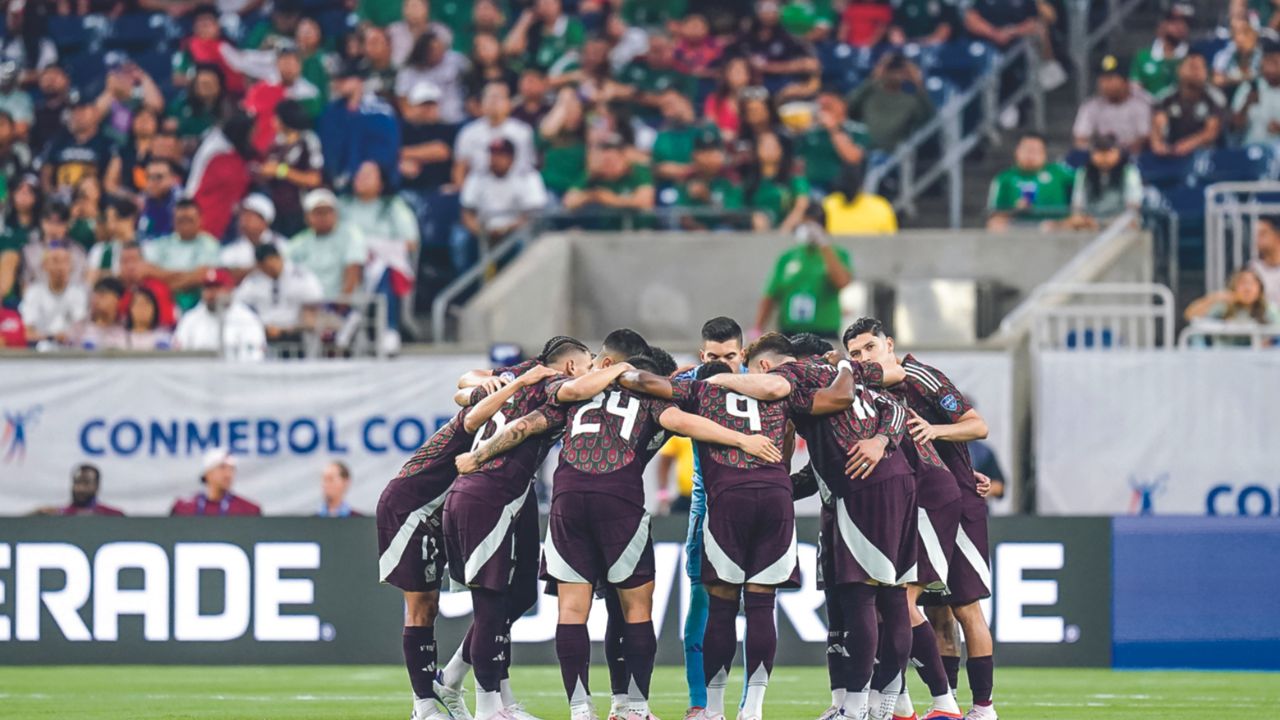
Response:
[376,483,450,592]
[914,497,962,592]
[702,485,799,589]
[443,485,541,593]
[540,491,654,588]
[822,472,918,587]
[936,502,992,606]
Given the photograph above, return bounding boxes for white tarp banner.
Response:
[0,351,1014,517]
[1035,351,1280,516]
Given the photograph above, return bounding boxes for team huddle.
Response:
[375,317,998,720]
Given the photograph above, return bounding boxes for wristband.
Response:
[656,487,673,503]
[837,359,854,375]
[275,163,289,179]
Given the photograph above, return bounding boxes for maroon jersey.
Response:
[385,385,492,504]
[771,359,910,497]
[892,354,979,503]
[170,493,262,516]
[59,502,125,516]
[670,377,790,500]
[548,382,674,506]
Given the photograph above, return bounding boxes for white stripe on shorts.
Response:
[703,517,746,584]
[747,524,798,586]
[955,525,992,593]
[464,491,530,584]
[606,513,652,584]
[543,523,590,584]
[917,507,950,592]
[378,490,450,583]
[835,500,898,585]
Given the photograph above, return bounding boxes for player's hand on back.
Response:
[823,349,843,366]
[845,436,888,480]
[519,364,559,385]
[974,471,992,497]
[736,434,783,464]
[906,410,939,444]
[455,452,480,475]
[480,374,511,396]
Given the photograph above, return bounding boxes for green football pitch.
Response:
[2,665,1275,719]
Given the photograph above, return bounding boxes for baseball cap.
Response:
[202,448,237,475]
[1097,54,1126,77]
[303,188,338,212]
[202,268,235,289]
[693,128,722,151]
[487,137,516,155]
[241,193,276,224]
[407,81,442,106]
[1090,132,1119,152]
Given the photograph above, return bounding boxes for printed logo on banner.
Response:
[1206,484,1279,517]
[1127,473,1168,515]
[1,405,42,465]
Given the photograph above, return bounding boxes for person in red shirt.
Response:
[118,241,178,328]
[58,464,126,516]
[170,449,263,517]
[0,307,24,347]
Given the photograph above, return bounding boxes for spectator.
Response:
[244,47,324,155]
[341,161,419,342]
[733,86,782,171]
[221,194,285,270]
[616,34,698,114]
[137,159,182,241]
[19,242,86,346]
[243,0,304,53]
[1131,7,1191,98]
[389,0,434,65]
[144,199,222,312]
[746,131,811,232]
[652,89,716,184]
[360,25,400,102]
[104,108,161,195]
[1072,55,1152,155]
[1064,134,1142,231]
[0,110,30,203]
[170,448,263,517]
[1150,53,1225,157]
[703,56,752,141]
[93,56,165,148]
[453,81,536,185]
[562,136,655,227]
[0,61,31,139]
[964,0,1067,90]
[317,461,361,517]
[503,0,586,73]
[0,11,55,87]
[781,0,838,42]
[166,64,233,148]
[888,0,958,46]
[29,66,73,158]
[986,132,1074,231]
[234,243,324,341]
[456,138,549,273]
[840,0,894,47]
[399,82,459,195]
[4,175,42,274]
[175,5,248,94]
[1184,267,1280,346]
[1250,215,1280,307]
[174,269,268,360]
[754,208,854,338]
[259,99,324,237]
[123,285,174,351]
[461,33,517,118]
[673,129,745,229]
[39,93,113,195]
[728,2,821,101]
[294,18,334,108]
[68,177,101,251]
[288,188,368,298]
[673,14,724,80]
[1214,17,1265,92]
[845,52,935,152]
[0,225,16,310]
[58,464,126,517]
[822,163,897,235]
[23,203,88,290]
[118,241,178,329]
[512,67,551,127]
[798,91,868,194]
[452,0,510,58]
[536,86,587,200]
[186,113,257,239]
[399,29,471,125]
[1232,41,1280,145]
[318,59,402,193]
[66,277,128,350]
[87,196,139,282]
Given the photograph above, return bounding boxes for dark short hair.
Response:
[788,332,833,356]
[73,463,101,484]
[627,354,661,374]
[329,460,351,480]
[175,198,200,214]
[108,194,139,219]
[701,316,742,345]
[145,157,178,175]
[275,99,311,131]
[745,331,796,364]
[1258,214,1280,231]
[603,328,649,360]
[842,317,889,346]
[93,276,126,297]
[255,242,281,263]
[42,202,71,223]
[1018,131,1046,146]
[695,360,732,380]
[646,345,678,377]
[539,335,589,364]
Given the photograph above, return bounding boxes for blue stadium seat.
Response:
[1063,149,1090,169]
[317,9,356,44]
[47,15,100,56]
[134,49,177,98]
[1065,328,1115,349]
[1137,152,1197,189]
[66,51,108,98]
[1200,146,1275,183]
[929,40,993,89]
[106,13,168,52]
[924,76,954,108]
[1191,38,1229,63]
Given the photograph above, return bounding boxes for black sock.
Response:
[942,655,961,692]
[402,625,437,699]
[967,655,994,706]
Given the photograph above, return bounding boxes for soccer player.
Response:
[844,318,997,720]
[441,336,595,720]
[376,361,557,720]
[706,333,915,720]
[677,316,749,720]
[618,357,800,720]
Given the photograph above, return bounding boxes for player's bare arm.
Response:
[553,362,634,403]
[908,407,989,444]
[656,407,782,464]
[618,369,676,399]
[462,365,558,434]
[809,362,858,415]
[703,372,792,400]
[455,408,552,474]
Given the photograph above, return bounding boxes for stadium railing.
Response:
[864,39,1045,228]
[232,294,389,360]
[1028,282,1175,351]
[1066,0,1148,105]
[1177,321,1280,349]
[1204,181,1280,296]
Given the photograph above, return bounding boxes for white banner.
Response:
[1036,351,1280,516]
[0,357,487,516]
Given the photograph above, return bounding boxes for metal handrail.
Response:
[1204,181,1280,295]
[1028,282,1175,350]
[1178,322,1280,349]
[1069,0,1147,104]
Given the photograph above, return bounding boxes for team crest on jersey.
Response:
[940,394,959,412]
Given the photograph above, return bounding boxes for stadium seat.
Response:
[929,40,993,89]
[1065,327,1116,349]
[1190,38,1229,63]
[924,76,954,108]
[106,13,169,53]
[317,9,357,45]
[47,15,101,56]
[66,51,108,98]
[1200,146,1276,184]
[1137,152,1197,189]
[1063,149,1090,169]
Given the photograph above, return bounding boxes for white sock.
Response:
[612,693,628,710]
[441,644,471,689]
[499,678,516,707]
[706,668,728,716]
[931,692,961,715]
[893,687,913,717]
[741,663,769,718]
[868,690,882,718]
[627,677,649,717]
[840,691,869,719]
[571,698,595,717]
[476,689,503,720]
[832,688,846,708]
